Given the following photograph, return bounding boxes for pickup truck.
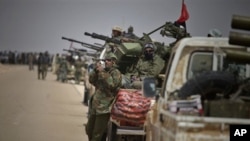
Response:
[143,36,250,141]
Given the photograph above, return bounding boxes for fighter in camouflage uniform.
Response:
[123,42,165,88]
[57,56,70,82]
[86,53,122,141]
[74,57,85,84]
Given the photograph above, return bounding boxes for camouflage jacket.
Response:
[58,59,69,72]
[89,67,122,115]
[126,54,165,78]
[74,60,84,73]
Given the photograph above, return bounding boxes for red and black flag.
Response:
[175,0,189,30]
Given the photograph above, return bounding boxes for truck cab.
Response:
[144,37,250,141]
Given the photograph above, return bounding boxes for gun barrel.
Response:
[229,31,250,47]
[84,32,109,40]
[62,37,84,45]
[61,36,103,51]
[231,15,250,31]
[81,42,103,51]
[84,32,92,37]
[84,32,121,44]
[63,49,69,52]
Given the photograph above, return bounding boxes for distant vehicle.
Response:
[0,53,9,64]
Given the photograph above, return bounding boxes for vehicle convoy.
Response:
[61,37,102,82]
[143,14,250,141]
[83,22,190,141]
[82,14,250,141]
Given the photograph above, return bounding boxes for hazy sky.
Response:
[0,0,250,54]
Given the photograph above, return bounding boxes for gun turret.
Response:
[84,32,122,44]
[63,49,74,53]
[229,15,250,47]
[73,48,99,57]
[160,22,191,40]
[61,36,104,51]
[63,48,99,58]
[63,48,85,55]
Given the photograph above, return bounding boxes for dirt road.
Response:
[0,64,88,141]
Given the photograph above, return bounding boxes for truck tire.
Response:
[178,71,238,100]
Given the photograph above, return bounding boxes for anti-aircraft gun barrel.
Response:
[84,32,122,44]
[229,15,250,47]
[231,15,250,31]
[61,36,103,51]
[72,47,87,53]
[63,49,73,53]
[63,48,83,55]
[63,48,99,58]
[229,31,250,47]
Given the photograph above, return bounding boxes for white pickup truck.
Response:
[143,37,250,141]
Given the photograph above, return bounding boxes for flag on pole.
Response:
[175,0,189,29]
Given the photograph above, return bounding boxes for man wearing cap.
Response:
[123,26,139,40]
[85,53,122,141]
[105,26,123,54]
[111,26,123,38]
[124,42,165,88]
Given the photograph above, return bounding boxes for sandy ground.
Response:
[0,63,12,74]
[0,64,89,141]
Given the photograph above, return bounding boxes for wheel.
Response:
[107,121,124,141]
[178,71,239,100]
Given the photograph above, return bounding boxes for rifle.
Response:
[84,32,122,44]
[229,14,250,47]
[61,36,104,51]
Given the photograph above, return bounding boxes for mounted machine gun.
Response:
[61,36,104,52]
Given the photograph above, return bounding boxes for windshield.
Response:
[187,52,213,79]
[187,49,249,81]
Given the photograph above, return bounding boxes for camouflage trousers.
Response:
[38,64,48,79]
[57,69,68,82]
[74,70,82,84]
[85,113,110,141]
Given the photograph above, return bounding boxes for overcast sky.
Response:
[0,0,250,54]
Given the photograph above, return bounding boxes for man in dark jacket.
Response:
[37,51,50,80]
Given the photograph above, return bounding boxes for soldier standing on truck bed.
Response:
[85,53,122,141]
[123,26,139,40]
[107,26,123,53]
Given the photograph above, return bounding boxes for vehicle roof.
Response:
[173,37,246,51]
[164,37,247,98]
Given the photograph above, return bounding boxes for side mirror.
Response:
[142,77,156,97]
